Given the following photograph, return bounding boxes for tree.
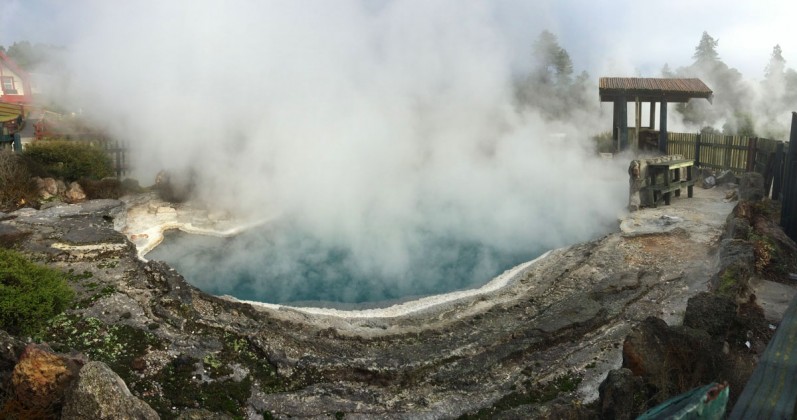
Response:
[674,31,753,134]
[693,31,720,64]
[661,63,675,78]
[765,44,786,80]
[514,30,595,121]
[531,30,574,85]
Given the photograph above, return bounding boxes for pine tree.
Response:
[765,44,786,80]
[693,31,720,64]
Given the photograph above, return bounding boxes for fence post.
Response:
[694,133,701,167]
[773,143,785,200]
[723,136,733,170]
[782,112,797,241]
[746,137,758,172]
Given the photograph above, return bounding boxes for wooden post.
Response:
[746,137,758,172]
[12,133,21,152]
[613,100,620,150]
[772,144,784,200]
[782,113,797,241]
[649,102,656,129]
[724,136,733,170]
[694,133,701,167]
[619,97,628,151]
[634,97,641,151]
[659,100,668,154]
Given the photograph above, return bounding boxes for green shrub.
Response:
[23,140,113,182]
[0,248,74,336]
[0,150,39,210]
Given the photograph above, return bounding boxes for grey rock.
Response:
[739,172,765,201]
[61,361,159,420]
[598,368,645,420]
[716,170,737,186]
[177,408,234,419]
[0,329,26,397]
[65,181,87,203]
[702,175,716,189]
[0,222,29,247]
[683,292,737,337]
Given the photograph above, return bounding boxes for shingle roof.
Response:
[599,77,713,103]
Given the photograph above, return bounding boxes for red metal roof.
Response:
[599,77,713,103]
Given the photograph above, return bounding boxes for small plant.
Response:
[0,248,74,336]
[23,140,113,181]
[0,150,38,210]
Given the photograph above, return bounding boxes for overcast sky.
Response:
[2,0,796,80]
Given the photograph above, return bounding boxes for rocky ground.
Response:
[0,176,795,419]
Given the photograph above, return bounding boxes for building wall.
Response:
[0,61,29,102]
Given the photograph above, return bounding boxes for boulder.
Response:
[628,161,642,212]
[64,182,87,203]
[710,239,755,296]
[739,172,765,201]
[598,368,646,420]
[0,330,26,397]
[61,361,159,420]
[622,317,721,405]
[682,292,737,338]
[10,344,84,412]
[715,170,737,186]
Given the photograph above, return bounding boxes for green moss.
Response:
[74,284,117,309]
[0,248,74,336]
[35,314,162,381]
[718,270,736,295]
[146,355,252,419]
[218,332,285,393]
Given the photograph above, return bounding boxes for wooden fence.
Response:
[665,131,790,200]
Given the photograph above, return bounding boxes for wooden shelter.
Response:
[599,77,713,152]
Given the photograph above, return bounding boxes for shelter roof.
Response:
[599,77,713,103]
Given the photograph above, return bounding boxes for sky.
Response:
[2,0,797,80]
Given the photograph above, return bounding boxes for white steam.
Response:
[57,1,627,302]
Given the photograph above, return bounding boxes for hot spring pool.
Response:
[145,221,542,308]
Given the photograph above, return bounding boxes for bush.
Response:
[23,140,113,182]
[0,150,39,210]
[0,248,74,336]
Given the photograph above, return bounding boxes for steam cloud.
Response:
[56,1,627,303]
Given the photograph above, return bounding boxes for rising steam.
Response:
[54,1,627,303]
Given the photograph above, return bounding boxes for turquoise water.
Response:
[146,221,541,307]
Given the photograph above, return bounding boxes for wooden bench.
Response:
[646,159,696,207]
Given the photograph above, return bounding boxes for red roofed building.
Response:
[0,50,33,104]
